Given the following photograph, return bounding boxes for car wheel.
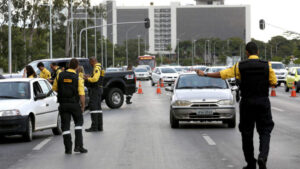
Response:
[170,110,179,128]
[52,115,62,135]
[285,83,290,92]
[226,115,236,128]
[105,88,124,109]
[23,117,33,142]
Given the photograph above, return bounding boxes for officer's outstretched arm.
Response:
[196,70,221,78]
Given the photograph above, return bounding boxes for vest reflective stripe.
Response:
[90,110,103,114]
[75,126,83,130]
[62,131,71,135]
[239,59,269,98]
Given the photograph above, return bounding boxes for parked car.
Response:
[166,73,236,128]
[151,67,179,86]
[3,58,136,109]
[0,78,61,141]
[285,67,300,92]
[271,62,287,86]
[134,68,150,80]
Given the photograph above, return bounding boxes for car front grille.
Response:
[191,103,218,107]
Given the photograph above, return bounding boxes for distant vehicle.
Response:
[0,74,4,79]
[106,68,122,72]
[134,68,150,80]
[151,67,179,86]
[166,73,236,128]
[270,62,287,86]
[170,66,185,74]
[0,78,61,141]
[204,66,227,73]
[192,66,207,71]
[4,58,136,109]
[137,65,152,74]
[138,55,156,70]
[285,67,300,92]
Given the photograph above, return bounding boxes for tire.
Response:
[23,117,33,142]
[226,115,236,128]
[285,83,290,92]
[52,115,62,135]
[170,110,179,128]
[105,88,124,109]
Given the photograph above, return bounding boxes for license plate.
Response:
[196,110,213,115]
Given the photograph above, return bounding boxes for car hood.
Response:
[0,99,30,111]
[162,73,178,77]
[273,69,287,73]
[174,89,232,101]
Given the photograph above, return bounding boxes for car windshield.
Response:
[161,68,176,73]
[272,63,284,69]
[176,74,228,89]
[135,68,147,72]
[194,67,206,71]
[0,82,30,99]
[106,68,119,72]
[211,68,226,72]
[175,68,183,72]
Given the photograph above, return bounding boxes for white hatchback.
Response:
[0,78,61,141]
[151,67,179,86]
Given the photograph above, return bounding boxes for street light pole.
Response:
[71,0,74,58]
[94,8,97,59]
[49,0,53,59]
[105,38,107,68]
[8,0,12,74]
[177,39,180,65]
[85,7,88,58]
[126,25,137,66]
[138,35,141,57]
[193,40,196,66]
[112,40,115,67]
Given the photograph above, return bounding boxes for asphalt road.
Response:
[1,82,300,169]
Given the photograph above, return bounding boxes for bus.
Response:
[138,55,156,70]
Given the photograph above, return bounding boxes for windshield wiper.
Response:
[0,96,21,99]
[177,86,197,89]
[199,86,225,89]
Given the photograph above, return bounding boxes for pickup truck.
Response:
[3,58,136,109]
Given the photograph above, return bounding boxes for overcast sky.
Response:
[91,0,300,42]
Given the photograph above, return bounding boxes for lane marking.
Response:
[272,107,284,112]
[202,135,216,146]
[33,137,52,151]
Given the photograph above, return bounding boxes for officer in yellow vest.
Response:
[37,62,51,79]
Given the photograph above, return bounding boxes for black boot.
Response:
[74,129,88,153]
[257,158,267,169]
[85,113,98,132]
[74,146,88,153]
[126,96,132,104]
[63,134,72,154]
[97,112,103,131]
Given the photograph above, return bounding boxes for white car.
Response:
[0,78,61,141]
[205,66,227,73]
[151,67,179,86]
[271,61,287,86]
[134,68,150,80]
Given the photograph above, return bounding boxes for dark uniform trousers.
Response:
[59,103,84,150]
[88,86,103,130]
[239,97,275,164]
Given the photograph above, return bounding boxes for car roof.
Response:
[30,58,88,63]
[0,78,43,82]
[270,62,283,64]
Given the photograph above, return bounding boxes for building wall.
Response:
[177,6,246,42]
[116,8,149,46]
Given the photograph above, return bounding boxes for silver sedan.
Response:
[166,73,236,128]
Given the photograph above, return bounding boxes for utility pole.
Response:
[71,0,74,58]
[105,39,107,68]
[177,39,180,65]
[138,35,141,57]
[49,0,53,59]
[265,44,267,60]
[8,0,12,74]
[126,25,137,66]
[112,40,115,67]
[94,8,97,59]
[85,7,88,58]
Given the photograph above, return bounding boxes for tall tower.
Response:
[195,0,224,5]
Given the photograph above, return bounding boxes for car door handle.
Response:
[46,103,49,107]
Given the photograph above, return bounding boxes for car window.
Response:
[0,82,30,99]
[161,68,176,73]
[297,69,300,75]
[176,74,228,89]
[135,68,147,72]
[33,82,43,96]
[79,60,93,75]
[272,63,284,69]
[38,80,51,94]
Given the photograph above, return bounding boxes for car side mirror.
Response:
[165,87,173,92]
[231,86,238,91]
[34,93,47,101]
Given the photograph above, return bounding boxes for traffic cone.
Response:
[291,82,297,97]
[137,81,143,94]
[156,81,162,94]
[160,79,164,87]
[270,86,276,97]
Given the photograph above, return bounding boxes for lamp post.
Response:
[8,0,12,74]
[71,0,74,58]
[126,25,137,66]
[138,35,141,57]
[177,39,180,65]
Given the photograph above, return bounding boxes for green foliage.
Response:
[271,56,283,62]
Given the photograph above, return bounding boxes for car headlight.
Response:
[218,100,234,105]
[0,109,21,117]
[162,76,167,78]
[173,100,192,106]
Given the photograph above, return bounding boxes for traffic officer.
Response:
[196,42,277,169]
[37,62,51,79]
[84,57,104,132]
[52,58,88,154]
[49,62,62,84]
